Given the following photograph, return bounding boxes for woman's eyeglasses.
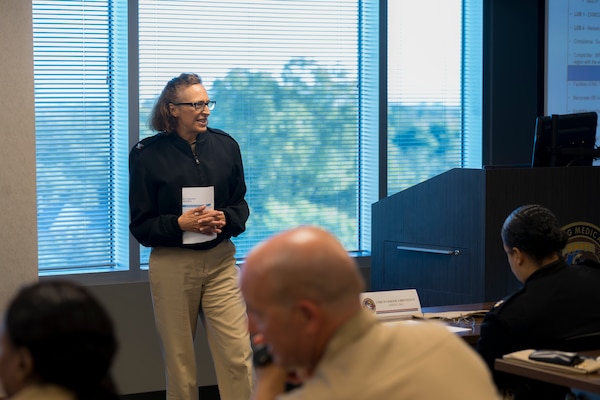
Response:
[171,101,216,111]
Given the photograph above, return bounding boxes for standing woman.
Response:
[129,73,253,400]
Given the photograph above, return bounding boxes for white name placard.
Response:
[359,289,421,321]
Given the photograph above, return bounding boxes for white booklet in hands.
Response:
[182,186,217,245]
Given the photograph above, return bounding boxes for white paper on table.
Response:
[382,319,472,333]
[182,186,217,244]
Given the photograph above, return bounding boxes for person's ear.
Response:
[16,347,34,376]
[167,102,179,117]
[512,247,525,265]
[296,299,322,335]
[6,346,36,394]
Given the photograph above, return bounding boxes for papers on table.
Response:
[412,310,489,321]
[182,186,217,245]
[411,309,488,333]
[445,325,475,333]
[381,318,473,333]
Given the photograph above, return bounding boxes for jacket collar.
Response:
[525,258,566,284]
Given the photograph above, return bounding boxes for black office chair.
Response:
[499,378,572,400]
[565,333,600,400]
[560,332,600,352]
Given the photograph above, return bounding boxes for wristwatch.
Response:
[252,342,273,367]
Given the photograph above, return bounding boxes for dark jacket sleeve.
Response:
[129,147,183,247]
[220,139,249,238]
[476,310,518,372]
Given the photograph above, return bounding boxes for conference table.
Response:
[405,302,600,394]
[419,301,495,346]
[495,350,600,394]
[421,303,600,394]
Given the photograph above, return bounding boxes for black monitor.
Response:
[531,111,599,167]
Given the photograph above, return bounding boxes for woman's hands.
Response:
[178,205,226,234]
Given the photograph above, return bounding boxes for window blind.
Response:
[138,0,361,260]
[463,0,483,168]
[33,0,115,273]
[386,0,482,195]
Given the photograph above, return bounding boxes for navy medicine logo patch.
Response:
[562,222,600,264]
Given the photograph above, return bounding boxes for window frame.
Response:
[34,0,481,282]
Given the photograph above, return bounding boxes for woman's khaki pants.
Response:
[149,240,253,400]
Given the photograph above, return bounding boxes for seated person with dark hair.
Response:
[476,204,600,399]
[0,280,119,400]
[241,225,500,400]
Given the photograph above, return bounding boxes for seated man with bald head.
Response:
[240,226,500,400]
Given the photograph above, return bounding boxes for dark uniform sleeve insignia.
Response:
[134,133,164,151]
[492,299,504,309]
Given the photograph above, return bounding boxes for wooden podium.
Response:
[371,167,600,307]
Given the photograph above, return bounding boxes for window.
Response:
[137,0,364,263]
[32,0,482,276]
[386,1,482,195]
[33,1,115,274]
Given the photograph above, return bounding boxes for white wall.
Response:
[0,1,39,314]
[88,282,218,395]
[0,1,39,397]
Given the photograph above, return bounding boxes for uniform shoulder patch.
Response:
[134,133,164,150]
[209,127,232,139]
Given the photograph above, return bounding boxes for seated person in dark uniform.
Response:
[476,204,600,399]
